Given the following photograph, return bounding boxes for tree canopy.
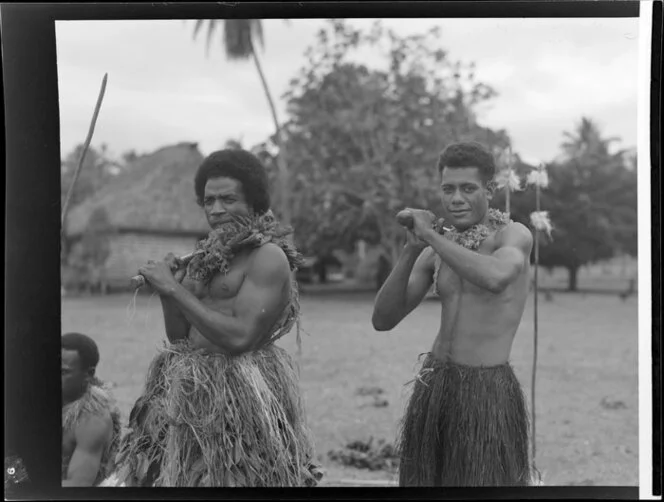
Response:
[279,20,510,268]
[493,117,637,290]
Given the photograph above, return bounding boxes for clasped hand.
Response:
[397,208,436,248]
[138,253,187,294]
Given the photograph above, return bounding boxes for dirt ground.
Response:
[61,288,639,486]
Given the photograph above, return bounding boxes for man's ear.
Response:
[85,367,96,382]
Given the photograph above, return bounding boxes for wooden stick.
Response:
[130,249,204,289]
[61,73,108,231]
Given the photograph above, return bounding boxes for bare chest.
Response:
[182,253,250,301]
[434,236,498,299]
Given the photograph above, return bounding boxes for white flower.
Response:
[526,164,549,188]
[530,211,553,238]
[495,169,523,191]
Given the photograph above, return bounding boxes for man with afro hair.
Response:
[113,149,321,487]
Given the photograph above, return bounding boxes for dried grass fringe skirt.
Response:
[114,340,322,487]
[396,353,531,487]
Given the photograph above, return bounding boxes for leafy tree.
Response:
[279,20,510,285]
[494,118,637,291]
[60,144,121,263]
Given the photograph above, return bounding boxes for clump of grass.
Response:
[327,437,399,472]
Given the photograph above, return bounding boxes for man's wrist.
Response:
[162,281,182,299]
[420,228,438,244]
[403,242,427,255]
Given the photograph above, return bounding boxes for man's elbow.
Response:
[372,312,396,332]
[487,269,519,294]
[227,337,252,355]
[226,325,260,355]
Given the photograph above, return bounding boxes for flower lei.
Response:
[435,208,511,250]
[431,208,511,297]
[186,211,304,284]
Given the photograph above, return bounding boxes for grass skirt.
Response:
[396,354,531,487]
[62,384,122,486]
[114,341,322,487]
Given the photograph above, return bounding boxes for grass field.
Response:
[61,287,639,487]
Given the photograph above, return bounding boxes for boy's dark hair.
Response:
[194,149,270,215]
[437,142,496,183]
[61,332,99,371]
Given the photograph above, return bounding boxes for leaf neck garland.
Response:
[432,208,511,298]
[435,208,511,251]
[186,211,304,284]
[185,211,304,347]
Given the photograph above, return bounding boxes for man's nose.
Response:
[211,200,226,214]
[451,190,465,204]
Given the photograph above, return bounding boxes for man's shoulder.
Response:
[74,409,113,444]
[498,221,533,247]
[247,242,291,277]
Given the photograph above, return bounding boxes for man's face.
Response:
[202,177,252,230]
[61,349,90,404]
[439,166,493,230]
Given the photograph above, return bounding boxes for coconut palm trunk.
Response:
[247,40,291,228]
[192,19,291,230]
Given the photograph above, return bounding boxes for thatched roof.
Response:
[65,142,209,236]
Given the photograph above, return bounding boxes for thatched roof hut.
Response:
[65,142,208,237]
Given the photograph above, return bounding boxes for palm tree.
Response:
[191,19,291,227]
[560,117,620,160]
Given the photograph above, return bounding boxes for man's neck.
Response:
[62,388,88,408]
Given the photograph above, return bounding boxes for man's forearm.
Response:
[159,296,190,343]
[422,229,514,293]
[165,284,248,353]
[372,246,422,328]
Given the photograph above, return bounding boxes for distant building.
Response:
[64,142,208,292]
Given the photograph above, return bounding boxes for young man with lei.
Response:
[372,141,535,487]
[111,149,322,487]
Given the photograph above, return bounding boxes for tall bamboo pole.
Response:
[61,73,108,232]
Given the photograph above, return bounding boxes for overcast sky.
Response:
[56,17,639,164]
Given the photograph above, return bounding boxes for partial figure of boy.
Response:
[62,332,122,487]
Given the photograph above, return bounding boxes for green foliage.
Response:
[192,19,264,59]
[493,117,637,290]
[60,144,120,211]
[279,20,509,261]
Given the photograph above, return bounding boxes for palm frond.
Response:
[192,19,205,40]
[223,19,254,60]
[205,20,218,57]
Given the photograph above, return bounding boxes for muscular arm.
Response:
[62,414,112,487]
[164,244,291,355]
[422,222,533,294]
[158,256,192,343]
[160,296,191,343]
[372,247,434,331]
